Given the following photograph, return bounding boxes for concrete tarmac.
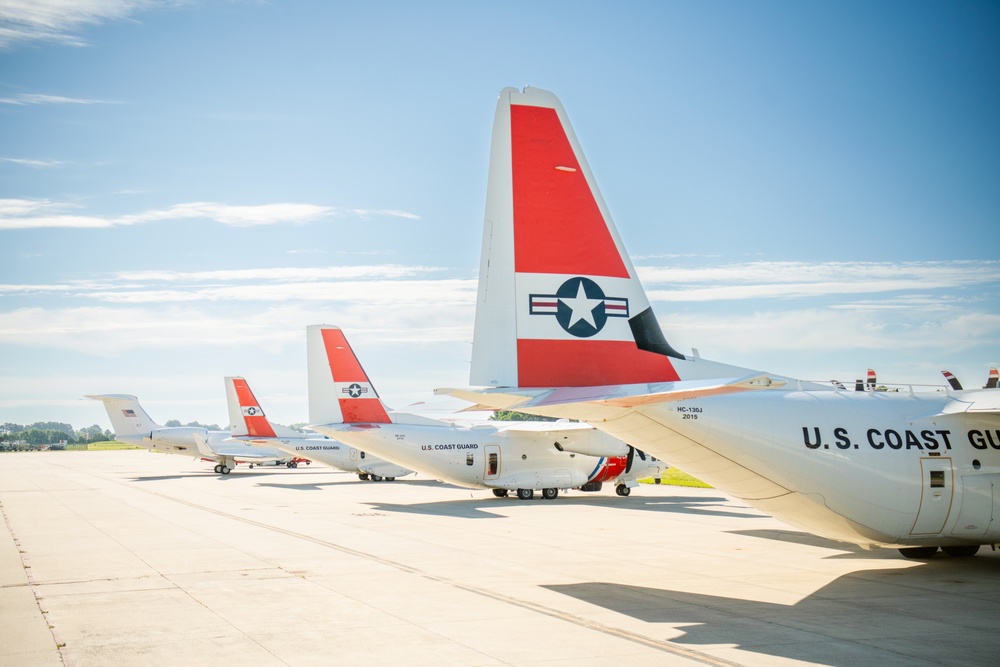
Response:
[1,451,998,667]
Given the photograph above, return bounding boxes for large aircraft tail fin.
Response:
[942,370,963,391]
[306,325,391,425]
[986,367,999,389]
[85,394,159,438]
[224,377,299,438]
[469,87,747,389]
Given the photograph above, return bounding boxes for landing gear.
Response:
[516,488,534,500]
[899,546,938,559]
[214,464,222,474]
[943,545,981,557]
[542,487,559,500]
[492,489,508,498]
[220,465,231,475]
[358,473,369,481]
[385,477,395,482]
[370,474,383,482]
[286,461,298,468]
[615,484,631,497]
[249,463,254,469]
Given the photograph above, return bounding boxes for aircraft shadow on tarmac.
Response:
[543,559,1000,665]
[361,493,766,520]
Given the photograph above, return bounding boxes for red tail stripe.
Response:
[517,339,679,387]
[511,104,629,278]
[231,378,276,438]
[320,328,391,424]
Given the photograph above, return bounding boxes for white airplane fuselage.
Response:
[525,386,1000,547]
[310,420,666,492]
[239,435,412,479]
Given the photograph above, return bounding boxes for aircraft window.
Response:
[488,453,498,475]
[360,451,366,459]
[973,459,982,470]
[930,470,945,488]
[466,454,474,466]
[521,454,527,460]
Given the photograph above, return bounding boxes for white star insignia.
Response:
[559,281,602,329]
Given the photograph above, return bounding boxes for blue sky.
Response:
[1,1,998,431]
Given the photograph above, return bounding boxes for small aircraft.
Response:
[440,86,1000,557]
[87,394,297,474]
[224,376,413,481]
[306,325,667,499]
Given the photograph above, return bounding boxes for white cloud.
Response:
[0,0,155,49]
[639,260,999,301]
[0,199,420,229]
[0,92,116,105]
[0,157,64,167]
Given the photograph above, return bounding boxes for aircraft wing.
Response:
[438,374,784,421]
[192,433,286,460]
[936,390,1000,415]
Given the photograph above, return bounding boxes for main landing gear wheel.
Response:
[492,489,508,498]
[220,465,231,475]
[899,546,939,559]
[516,488,534,500]
[542,487,558,500]
[214,464,222,474]
[358,473,369,481]
[615,484,631,497]
[370,474,383,482]
[385,477,395,482]
[286,461,298,468]
[943,545,980,557]
[249,463,254,469]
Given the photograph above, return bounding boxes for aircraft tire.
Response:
[358,473,369,481]
[616,484,631,497]
[516,488,534,500]
[898,546,938,559]
[214,465,222,474]
[385,477,395,481]
[220,465,231,475]
[942,545,980,557]
[370,474,383,482]
[542,488,558,500]
[249,463,254,469]
[492,489,508,498]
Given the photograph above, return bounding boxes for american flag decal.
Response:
[122,409,136,417]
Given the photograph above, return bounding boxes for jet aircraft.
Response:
[87,394,297,474]
[224,376,413,481]
[306,325,667,499]
[440,86,1000,557]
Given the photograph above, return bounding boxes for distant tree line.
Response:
[1,422,115,451]
[163,420,223,430]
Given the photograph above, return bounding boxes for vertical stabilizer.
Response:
[85,394,160,438]
[225,377,278,438]
[307,325,390,424]
[470,87,686,389]
[986,367,999,389]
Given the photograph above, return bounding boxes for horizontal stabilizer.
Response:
[438,375,784,421]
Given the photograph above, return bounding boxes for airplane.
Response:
[224,376,413,481]
[985,367,998,389]
[306,324,667,499]
[439,86,1000,558]
[87,394,297,474]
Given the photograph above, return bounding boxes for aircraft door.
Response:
[484,445,501,481]
[350,448,358,461]
[951,473,999,538]
[909,457,954,535]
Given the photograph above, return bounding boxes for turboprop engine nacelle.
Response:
[552,429,631,458]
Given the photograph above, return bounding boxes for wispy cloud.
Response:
[0,93,117,105]
[0,157,64,167]
[640,260,1000,301]
[0,0,154,50]
[0,199,420,230]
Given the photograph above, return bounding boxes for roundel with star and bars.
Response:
[529,276,629,338]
